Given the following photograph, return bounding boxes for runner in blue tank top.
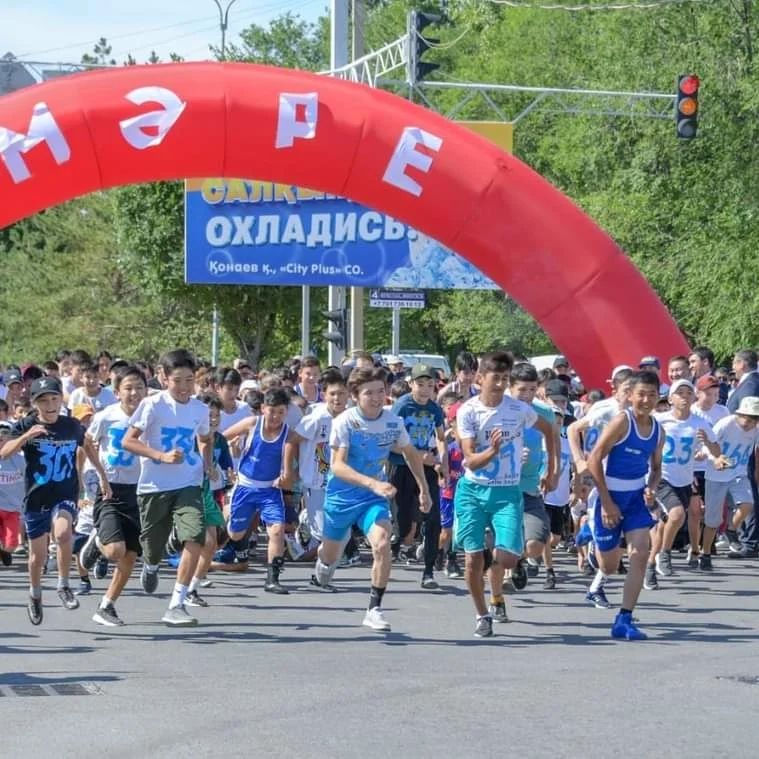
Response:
[587,370,664,641]
[223,388,296,594]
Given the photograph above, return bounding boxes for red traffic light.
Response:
[679,75,699,95]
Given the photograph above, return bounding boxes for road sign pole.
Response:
[391,305,401,355]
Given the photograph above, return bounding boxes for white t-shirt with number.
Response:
[129,391,210,494]
[581,398,620,454]
[544,429,572,506]
[87,404,141,485]
[704,415,759,484]
[296,402,335,491]
[654,411,716,488]
[691,403,730,473]
[457,395,538,487]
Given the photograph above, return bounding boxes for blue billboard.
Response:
[184,178,497,289]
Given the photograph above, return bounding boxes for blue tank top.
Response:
[605,409,660,491]
[238,420,288,486]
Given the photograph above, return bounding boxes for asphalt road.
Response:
[2,547,759,758]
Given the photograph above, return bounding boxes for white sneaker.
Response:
[362,607,391,632]
[199,578,213,588]
[715,534,730,550]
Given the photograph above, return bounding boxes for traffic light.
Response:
[676,74,699,139]
[408,10,441,85]
[322,308,348,352]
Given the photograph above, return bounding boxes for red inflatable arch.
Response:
[0,62,687,388]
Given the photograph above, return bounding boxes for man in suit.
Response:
[726,349,759,558]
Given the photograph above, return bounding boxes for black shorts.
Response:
[693,471,706,499]
[545,504,568,537]
[656,480,691,514]
[94,482,142,555]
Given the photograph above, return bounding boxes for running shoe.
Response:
[488,601,508,623]
[76,577,92,596]
[526,558,540,578]
[445,558,462,579]
[511,559,528,591]
[162,605,198,627]
[309,574,338,593]
[586,588,612,609]
[611,611,647,641]
[28,594,43,625]
[362,607,391,632]
[582,562,595,576]
[79,531,101,571]
[185,590,209,607]
[421,573,439,590]
[58,587,80,610]
[643,564,659,590]
[543,569,556,590]
[94,557,109,580]
[0,548,11,566]
[199,578,214,588]
[474,615,493,638]
[141,564,159,594]
[698,554,713,571]
[686,548,699,569]
[93,604,125,627]
[415,542,425,563]
[715,533,730,551]
[655,550,673,577]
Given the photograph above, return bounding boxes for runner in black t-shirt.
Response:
[0,377,110,625]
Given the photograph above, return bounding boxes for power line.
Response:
[486,0,717,10]
[415,27,472,50]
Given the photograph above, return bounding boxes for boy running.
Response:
[586,370,664,640]
[312,367,431,632]
[123,350,214,627]
[80,365,148,626]
[454,352,558,638]
[0,377,111,625]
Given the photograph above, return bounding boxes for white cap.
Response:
[385,355,403,365]
[240,379,260,393]
[608,364,633,383]
[668,379,695,396]
[737,396,759,417]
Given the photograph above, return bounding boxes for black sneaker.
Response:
[94,557,109,580]
[698,554,713,571]
[93,604,125,627]
[445,559,462,579]
[310,574,338,592]
[511,559,528,591]
[421,573,438,590]
[0,548,12,566]
[57,586,80,610]
[474,615,494,638]
[79,531,102,571]
[543,570,556,590]
[264,579,289,594]
[643,564,658,590]
[28,594,43,625]
[76,577,92,596]
[488,601,509,623]
[185,590,209,607]
[140,564,159,594]
[526,559,540,578]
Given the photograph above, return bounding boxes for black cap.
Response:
[4,369,22,386]
[544,379,569,399]
[552,356,569,369]
[30,377,63,401]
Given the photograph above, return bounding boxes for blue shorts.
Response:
[440,496,454,529]
[588,487,655,553]
[228,485,285,532]
[322,499,391,542]
[453,478,524,555]
[24,501,78,541]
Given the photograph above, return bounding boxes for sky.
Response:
[1,0,325,64]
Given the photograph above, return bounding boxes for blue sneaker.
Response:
[213,544,236,564]
[166,553,181,569]
[611,611,647,641]
[575,522,593,547]
[586,588,612,609]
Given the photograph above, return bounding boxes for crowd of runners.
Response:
[1,344,757,639]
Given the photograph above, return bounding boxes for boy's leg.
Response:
[421,466,441,581]
[362,516,393,631]
[454,479,491,621]
[620,527,651,612]
[52,504,76,589]
[391,465,417,555]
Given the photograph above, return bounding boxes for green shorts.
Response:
[138,486,205,565]
[453,478,524,556]
[203,481,226,528]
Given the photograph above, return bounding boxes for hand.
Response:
[643,487,655,507]
[696,429,707,445]
[25,424,48,440]
[574,459,588,475]
[601,500,622,529]
[100,480,113,501]
[540,471,559,494]
[694,451,707,462]
[418,489,432,513]
[714,455,731,470]
[489,428,503,453]
[160,449,184,464]
[372,481,397,500]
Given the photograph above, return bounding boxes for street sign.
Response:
[369,288,426,309]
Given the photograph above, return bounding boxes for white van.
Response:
[384,353,452,379]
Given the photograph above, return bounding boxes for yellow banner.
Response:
[457,120,514,154]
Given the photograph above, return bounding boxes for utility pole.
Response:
[328,0,350,366]
[349,0,366,356]
[209,0,238,364]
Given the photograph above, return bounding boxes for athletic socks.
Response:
[489,594,504,606]
[30,585,42,600]
[100,595,114,610]
[589,569,608,594]
[169,583,188,609]
[368,585,386,610]
[188,576,200,594]
[57,576,69,590]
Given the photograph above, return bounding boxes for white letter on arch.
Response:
[382,127,442,197]
[119,86,187,150]
[275,92,318,149]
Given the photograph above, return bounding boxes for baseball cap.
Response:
[544,379,569,399]
[30,377,62,401]
[446,401,462,423]
[639,355,661,369]
[668,379,695,396]
[411,364,435,380]
[737,397,759,417]
[552,355,569,369]
[696,374,719,391]
[608,364,633,383]
[385,355,403,366]
[4,368,22,386]
[71,403,95,421]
